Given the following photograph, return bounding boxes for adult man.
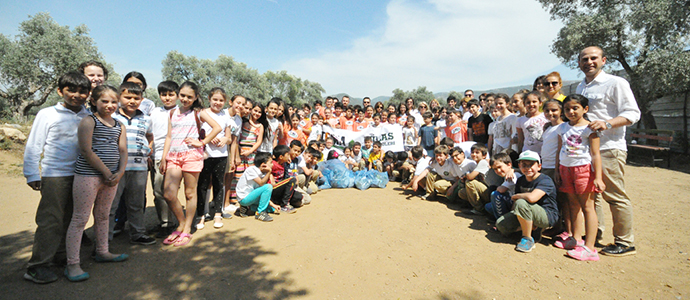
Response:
[577,46,640,256]
[342,95,350,107]
[362,97,371,107]
[464,89,474,99]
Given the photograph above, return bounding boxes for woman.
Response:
[544,72,565,101]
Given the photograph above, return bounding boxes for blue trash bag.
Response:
[320,159,354,188]
[354,170,371,190]
[318,168,332,190]
[367,170,389,188]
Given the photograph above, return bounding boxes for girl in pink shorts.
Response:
[555,94,605,261]
[159,81,222,247]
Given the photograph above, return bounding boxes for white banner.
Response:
[321,124,405,153]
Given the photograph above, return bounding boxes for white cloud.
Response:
[283,0,570,97]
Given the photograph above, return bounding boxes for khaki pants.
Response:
[595,149,634,246]
[297,171,320,193]
[425,172,452,196]
[458,179,490,211]
[28,176,74,268]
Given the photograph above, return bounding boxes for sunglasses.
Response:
[464,94,473,97]
[545,81,559,87]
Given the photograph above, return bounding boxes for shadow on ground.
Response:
[0,227,308,300]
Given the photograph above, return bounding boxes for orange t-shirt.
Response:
[445,121,467,143]
[339,116,356,131]
[281,125,307,146]
[354,119,369,132]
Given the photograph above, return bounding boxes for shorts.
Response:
[558,164,595,194]
[166,149,204,173]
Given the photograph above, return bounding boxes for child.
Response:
[108,82,156,245]
[383,151,397,179]
[418,112,438,157]
[339,106,356,131]
[418,145,455,200]
[281,113,307,147]
[288,140,311,204]
[372,113,382,128]
[229,100,267,203]
[23,72,92,283]
[444,110,467,144]
[555,95,605,261]
[354,106,369,132]
[517,91,549,154]
[351,142,364,171]
[65,84,128,282]
[402,116,417,152]
[539,100,571,244]
[388,113,399,128]
[484,153,522,220]
[488,94,516,156]
[446,147,477,202]
[297,147,323,193]
[321,136,339,158]
[342,147,358,170]
[196,88,233,230]
[150,81,180,237]
[397,103,408,125]
[368,141,385,171]
[402,146,432,192]
[260,98,283,153]
[495,151,558,253]
[223,94,246,213]
[159,81,222,247]
[510,91,528,151]
[270,145,301,213]
[236,152,279,222]
[467,99,493,145]
[307,113,323,142]
[122,71,155,116]
[458,144,492,214]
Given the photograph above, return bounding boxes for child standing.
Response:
[223,94,246,213]
[556,95,605,261]
[196,88,233,230]
[467,99,493,145]
[402,116,417,152]
[260,98,283,153]
[23,72,92,284]
[229,101,267,204]
[517,91,549,154]
[418,112,439,157]
[160,81,222,247]
[444,110,467,144]
[108,82,156,245]
[65,85,129,282]
[280,113,307,147]
[236,152,280,222]
[488,94,516,156]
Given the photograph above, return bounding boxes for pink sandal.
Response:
[163,231,181,245]
[173,233,193,247]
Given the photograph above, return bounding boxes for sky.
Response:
[0,0,583,98]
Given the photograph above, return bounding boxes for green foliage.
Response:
[162,51,324,106]
[538,0,690,129]
[0,13,107,119]
[386,86,435,107]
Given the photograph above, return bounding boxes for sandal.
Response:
[174,233,193,247]
[162,231,181,245]
[213,216,223,229]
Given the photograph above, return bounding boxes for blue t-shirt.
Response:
[418,125,437,150]
[516,174,558,226]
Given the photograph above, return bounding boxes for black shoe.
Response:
[24,266,58,284]
[237,206,249,218]
[130,235,156,245]
[531,227,544,244]
[601,243,636,256]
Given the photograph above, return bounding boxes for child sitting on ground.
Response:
[417,145,456,200]
[270,145,302,213]
[351,142,363,171]
[401,145,432,193]
[236,152,281,221]
[358,137,373,170]
[458,144,492,214]
[446,147,477,202]
[368,141,385,171]
[484,152,522,220]
[297,147,323,194]
[341,147,358,170]
[495,150,558,253]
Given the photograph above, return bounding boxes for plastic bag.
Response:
[354,170,371,190]
[367,170,389,188]
[320,159,355,189]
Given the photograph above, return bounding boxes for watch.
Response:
[605,122,612,129]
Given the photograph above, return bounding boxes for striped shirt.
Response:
[75,115,122,176]
[113,109,152,171]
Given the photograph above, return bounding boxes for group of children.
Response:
[23,65,604,285]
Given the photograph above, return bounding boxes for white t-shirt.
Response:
[516,113,549,153]
[493,114,515,149]
[226,111,242,137]
[540,124,561,169]
[402,126,417,147]
[462,111,472,121]
[436,119,447,139]
[150,106,176,160]
[428,159,456,181]
[260,118,282,152]
[500,172,522,195]
[558,122,594,167]
[451,159,477,178]
[473,159,491,177]
[202,108,229,158]
[139,98,156,116]
[414,156,432,176]
[308,124,323,142]
[236,165,267,200]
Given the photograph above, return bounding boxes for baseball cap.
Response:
[517,150,540,163]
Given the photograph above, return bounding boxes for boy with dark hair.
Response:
[402,145,433,192]
[496,151,558,253]
[368,141,385,171]
[417,145,455,200]
[109,82,156,245]
[270,145,302,212]
[458,144,491,214]
[418,111,438,157]
[484,152,522,220]
[467,99,493,145]
[288,140,311,205]
[23,71,91,283]
[150,80,179,237]
[236,152,280,222]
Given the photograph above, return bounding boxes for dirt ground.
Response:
[1,149,689,300]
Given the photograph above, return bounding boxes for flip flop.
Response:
[174,233,192,247]
[163,231,181,245]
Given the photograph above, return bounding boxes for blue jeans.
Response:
[485,190,513,220]
[239,184,273,213]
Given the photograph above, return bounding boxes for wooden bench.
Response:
[626,128,674,168]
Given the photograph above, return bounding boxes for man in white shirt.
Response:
[577,46,641,256]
